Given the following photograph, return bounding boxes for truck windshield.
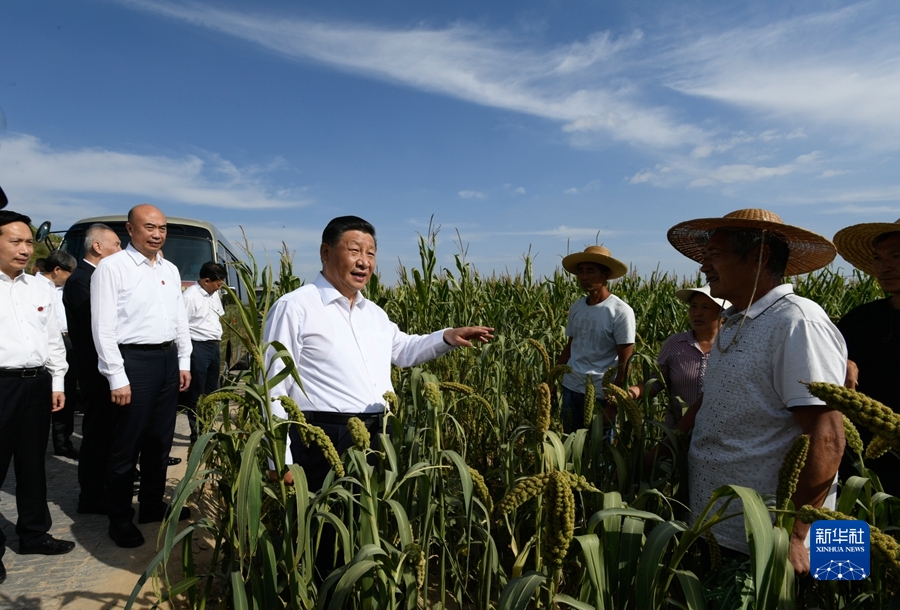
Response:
[61,222,215,283]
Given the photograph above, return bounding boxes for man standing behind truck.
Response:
[182,261,226,444]
[63,223,121,514]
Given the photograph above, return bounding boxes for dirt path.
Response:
[1,414,195,610]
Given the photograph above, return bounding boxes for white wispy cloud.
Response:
[689,163,795,187]
[665,3,900,143]
[563,179,601,195]
[517,225,615,239]
[818,169,850,179]
[114,0,709,150]
[458,190,486,200]
[513,187,526,195]
[0,134,307,222]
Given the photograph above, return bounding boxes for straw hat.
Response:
[833,219,900,276]
[674,284,731,310]
[562,245,628,279]
[667,208,836,276]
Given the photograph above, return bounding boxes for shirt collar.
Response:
[0,269,28,284]
[313,272,367,308]
[125,243,162,266]
[35,273,57,289]
[723,283,794,320]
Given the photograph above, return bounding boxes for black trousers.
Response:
[186,340,220,440]
[289,412,384,580]
[106,344,179,525]
[77,366,117,506]
[289,412,384,493]
[0,371,53,557]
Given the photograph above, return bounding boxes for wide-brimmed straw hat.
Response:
[674,284,731,310]
[562,245,628,279]
[667,209,836,276]
[833,219,900,276]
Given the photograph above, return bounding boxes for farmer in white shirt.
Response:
[0,211,74,585]
[556,245,635,432]
[37,249,80,459]
[91,204,192,548]
[182,261,226,444]
[264,215,494,493]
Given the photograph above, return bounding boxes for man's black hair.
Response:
[199,261,227,281]
[322,216,376,248]
[45,249,76,273]
[0,210,32,235]
[874,231,900,246]
[711,228,790,279]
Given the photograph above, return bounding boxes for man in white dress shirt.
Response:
[0,211,75,586]
[264,215,494,493]
[182,261,226,444]
[91,204,192,548]
[37,249,80,459]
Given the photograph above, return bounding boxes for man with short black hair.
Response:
[667,208,847,575]
[36,249,79,459]
[92,204,192,548]
[182,260,227,443]
[0,211,75,585]
[64,223,121,514]
[264,215,494,494]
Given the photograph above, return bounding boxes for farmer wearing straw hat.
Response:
[556,245,635,433]
[834,219,900,495]
[666,209,847,575]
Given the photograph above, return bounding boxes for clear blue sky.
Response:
[2,0,897,282]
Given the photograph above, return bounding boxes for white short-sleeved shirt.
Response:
[183,282,225,341]
[688,284,847,553]
[562,294,636,396]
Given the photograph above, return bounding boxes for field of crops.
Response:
[132,233,894,610]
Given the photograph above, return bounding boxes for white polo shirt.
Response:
[688,284,847,553]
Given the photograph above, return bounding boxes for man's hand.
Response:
[51,392,65,413]
[112,385,132,406]
[844,359,858,390]
[268,470,294,486]
[789,532,810,575]
[443,326,495,347]
[179,370,191,392]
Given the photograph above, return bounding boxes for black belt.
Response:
[192,339,221,344]
[119,341,174,351]
[302,411,383,426]
[0,366,47,378]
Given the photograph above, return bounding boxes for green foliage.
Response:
[132,232,893,609]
